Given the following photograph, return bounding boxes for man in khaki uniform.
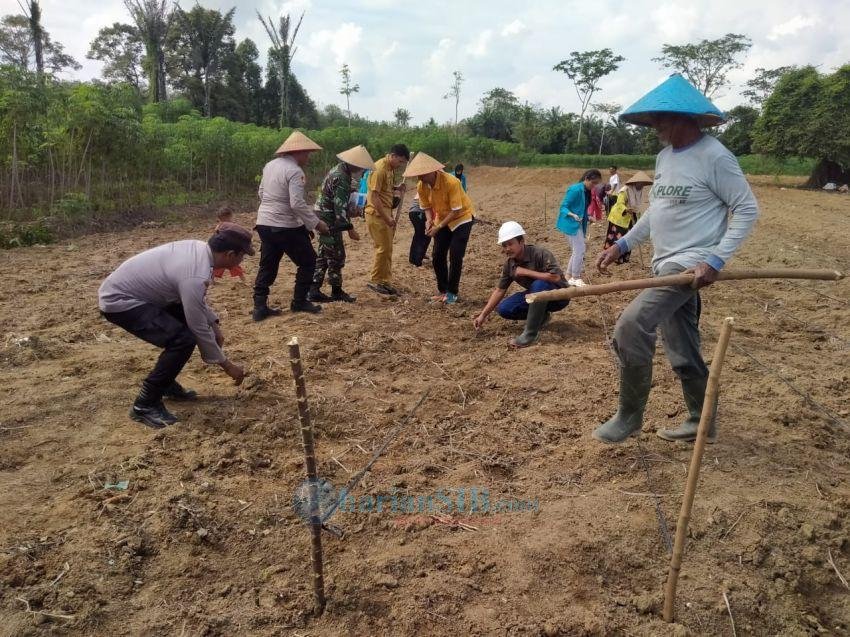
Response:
[364,144,410,296]
[253,131,329,319]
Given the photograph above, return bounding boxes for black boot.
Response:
[130,383,178,429]
[290,299,322,314]
[330,285,356,303]
[307,285,332,302]
[252,295,282,322]
[162,380,197,401]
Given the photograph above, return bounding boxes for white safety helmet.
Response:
[497,221,525,244]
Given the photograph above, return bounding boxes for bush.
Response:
[0,222,53,248]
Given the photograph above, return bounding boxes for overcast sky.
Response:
[4,0,850,124]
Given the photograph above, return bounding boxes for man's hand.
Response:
[425,222,441,237]
[315,220,330,235]
[383,215,396,228]
[221,359,245,386]
[690,262,720,289]
[212,322,225,348]
[348,227,360,241]
[596,245,621,275]
[425,219,433,234]
[473,312,489,331]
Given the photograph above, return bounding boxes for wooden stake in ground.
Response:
[288,336,326,616]
[663,317,735,623]
[526,268,844,303]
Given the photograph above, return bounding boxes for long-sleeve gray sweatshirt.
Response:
[616,134,759,273]
[98,240,225,364]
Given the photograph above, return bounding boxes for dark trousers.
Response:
[103,304,196,398]
[254,225,317,303]
[408,209,431,266]
[496,279,570,320]
[432,221,472,295]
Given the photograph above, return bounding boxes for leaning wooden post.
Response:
[663,317,735,623]
[288,336,326,616]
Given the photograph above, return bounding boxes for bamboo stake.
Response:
[663,317,735,623]
[526,268,844,303]
[287,336,326,616]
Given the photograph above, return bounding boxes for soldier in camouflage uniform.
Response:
[308,145,375,303]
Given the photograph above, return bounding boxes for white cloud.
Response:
[501,19,527,37]
[466,30,493,58]
[301,23,363,69]
[767,15,819,41]
[427,38,455,73]
[380,41,400,60]
[649,3,700,42]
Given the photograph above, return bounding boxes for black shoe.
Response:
[330,287,356,303]
[252,305,282,322]
[162,381,197,401]
[290,299,322,314]
[367,282,398,296]
[129,401,178,429]
[252,295,283,322]
[307,287,332,302]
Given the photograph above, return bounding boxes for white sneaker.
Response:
[572,278,588,287]
[568,278,577,286]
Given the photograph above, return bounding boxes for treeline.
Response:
[0,69,519,222]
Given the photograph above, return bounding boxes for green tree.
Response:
[742,66,796,107]
[124,0,172,102]
[466,87,520,141]
[717,105,758,155]
[753,65,850,187]
[257,10,303,128]
[653,33,751,97]
[553,48,624,146]
[0,13,80,74]
[592,102,620,155]
[88,23,145,92]
[218,38,262,123]
[167,5,236,117]
[443,70,463,130]
[394,107,410,127]
[339,63,359,127]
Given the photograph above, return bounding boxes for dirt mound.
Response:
[1,168,849,636]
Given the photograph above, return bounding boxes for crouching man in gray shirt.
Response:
[593,73,759,445]
[99,222,249,429]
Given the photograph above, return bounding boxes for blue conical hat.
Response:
[620,73,725,128]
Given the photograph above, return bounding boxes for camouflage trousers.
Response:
[313,232,347,288]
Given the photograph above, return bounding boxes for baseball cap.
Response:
[214,221,255,256]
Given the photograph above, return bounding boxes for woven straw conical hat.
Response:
[336,145,375,170]
[403,151,444,178]
[625,170,653,186]
[275,131,323,155]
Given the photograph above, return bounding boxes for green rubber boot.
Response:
[592,364,652,444]
[510,301,550,348]
[657,376,717,443]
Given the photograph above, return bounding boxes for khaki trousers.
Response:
[366,213,394,285]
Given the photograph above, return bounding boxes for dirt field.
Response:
[1,167,849,636]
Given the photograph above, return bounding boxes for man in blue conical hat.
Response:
[592,73,759,445]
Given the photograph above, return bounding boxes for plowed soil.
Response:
[1,167,849,636]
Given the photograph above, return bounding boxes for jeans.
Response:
[566,229,586,277]
[408,209,431,266]
[432,221,472,295]
[613,262,708,380]
[253,225,317,303]
[496,279,570,320]
[102,304,196,397]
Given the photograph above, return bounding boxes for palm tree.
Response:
[124,0,172,102]
[257,11,303,129]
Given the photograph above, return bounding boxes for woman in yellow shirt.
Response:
[602,171,653,264]
[404,152,474,304]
